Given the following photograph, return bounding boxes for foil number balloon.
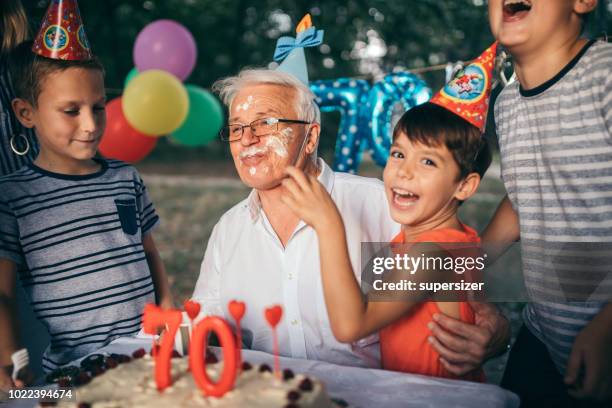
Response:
[311,73,431,173]
[310,79,370,173]
[365,73,432,167]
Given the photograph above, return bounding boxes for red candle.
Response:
[228,300,246,370]
[183,299,201,367]
[189,316,237,397]
[142,304,182,391]
[264,305,283,379]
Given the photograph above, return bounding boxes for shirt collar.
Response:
[247,189,262,221]
[247,158,335,222]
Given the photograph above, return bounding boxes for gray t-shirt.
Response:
[495,40,612,373]
[0,159,158,372]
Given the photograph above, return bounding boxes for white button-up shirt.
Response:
[192,159,399,368]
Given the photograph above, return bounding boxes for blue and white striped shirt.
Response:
[0,159,158,372]
[0,59,38,176]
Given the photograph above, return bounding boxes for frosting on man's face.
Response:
[229,84,308,191]
[235,95,254,112]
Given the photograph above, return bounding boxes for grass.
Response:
[145,176,250,302]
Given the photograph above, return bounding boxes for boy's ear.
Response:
[454,172,481,202]
[574,0,598,15]
[11,98,36,129]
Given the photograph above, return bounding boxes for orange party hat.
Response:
[429,42,497,133]
[32,0,93,60]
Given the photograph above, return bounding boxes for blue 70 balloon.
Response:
[363,73,431,167]
[310,79,371,173]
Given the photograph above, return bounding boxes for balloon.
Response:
[365,73,431,167]
[122,70,189,136]
[310,79,371,174]
[133,19,197,81]
[124,67,139,88]
[99,98,157,163]
[171,85,224,146]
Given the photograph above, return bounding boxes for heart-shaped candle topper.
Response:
[228,300,247,371]
[264,304,284,378]
[228,300,246,322]
[265,305,283,328]
[184,300,201,320]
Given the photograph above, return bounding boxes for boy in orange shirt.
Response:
[281,44,495,380]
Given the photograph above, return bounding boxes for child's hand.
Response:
[1,366,15,392]
[564,309,612,401]
[281,166,342,232]
[0,364,29,392]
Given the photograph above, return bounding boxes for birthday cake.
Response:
[50,349,335,407]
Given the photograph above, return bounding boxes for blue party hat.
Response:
[273,14,324,85]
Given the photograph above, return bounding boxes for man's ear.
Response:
[574,0,598,15]
[454,172,481,202]
[11,98,36,129]
[304,123,321,155]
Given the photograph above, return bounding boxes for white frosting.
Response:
[235,95,254,112]
[239,146,267,159]
[56,355,334,407]
[280,127,294,140]
[264,136,288,158]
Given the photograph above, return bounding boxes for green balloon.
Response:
[171,84,224,146]
[124,67,139,89]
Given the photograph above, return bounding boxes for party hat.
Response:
[273,14,324,85]
[429,42,498,132]
[32,0,93,60]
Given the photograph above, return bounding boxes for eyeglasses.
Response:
[219,117,311,142]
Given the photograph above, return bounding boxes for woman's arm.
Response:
[0,259,22,390]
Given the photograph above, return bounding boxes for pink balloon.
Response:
[133,19,197,81]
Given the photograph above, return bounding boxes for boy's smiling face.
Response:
[488,0,595,55]
[383,133,477,229]
[27,67,106,166]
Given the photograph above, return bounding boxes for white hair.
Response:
[212,68,321,124]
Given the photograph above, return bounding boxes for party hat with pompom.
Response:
[273,14,324,85]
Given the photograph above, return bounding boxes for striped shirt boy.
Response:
[495,40,612,373]
[0,158,158,372]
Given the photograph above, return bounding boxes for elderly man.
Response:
[192,68,509,372]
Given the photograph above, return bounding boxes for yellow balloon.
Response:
[122,70,189,136]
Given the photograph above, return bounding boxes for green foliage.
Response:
[23,0,610,161]
[23,1,492,90]
[23,0,611,92]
